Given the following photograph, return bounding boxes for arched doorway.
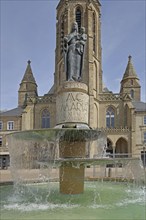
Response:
[115,138,128,158]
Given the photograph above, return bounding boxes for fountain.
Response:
[6,127,104,192]
[2,81,145,220]
[2,123,145,220]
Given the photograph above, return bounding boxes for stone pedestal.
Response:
[56,81,89,194]
[56,81,89,126]
[59,141,86,194]
[59,164,84,194]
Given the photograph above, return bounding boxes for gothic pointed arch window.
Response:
[130,89,134,99]
[41,109,50,128]
[106,107,115,128]
[75,7,82,32]
[93,12,96,53]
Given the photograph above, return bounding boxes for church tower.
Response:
[120,56,141,101]
[18,60,38,107]
[54,0,102,98]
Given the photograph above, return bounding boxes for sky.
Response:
[1,0,146,110]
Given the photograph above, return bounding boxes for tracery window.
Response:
[106,107,115,128]
[76,7,81,32]
[41,109,50,128]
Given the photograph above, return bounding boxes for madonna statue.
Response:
[64,22,87,81]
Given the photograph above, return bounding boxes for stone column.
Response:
[59,140,86,194]
[56,81,89,194]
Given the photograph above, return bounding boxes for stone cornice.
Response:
[99,93,121,101]
[37,95,56,104]
[98,127,130,134]
[25,95,56,105]
[98,93,134,102]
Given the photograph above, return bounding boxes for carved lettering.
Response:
[76,93,84,102]
[57,92,89,124]
[66,93,75,102]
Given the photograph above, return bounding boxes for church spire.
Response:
[18,60,38,107]
[21,60,36,84]
[120,56,141,101]
[122,55,138,80]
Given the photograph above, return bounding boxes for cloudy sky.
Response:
[1,0,146,110]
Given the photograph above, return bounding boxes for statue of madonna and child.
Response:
[64,22,87,81]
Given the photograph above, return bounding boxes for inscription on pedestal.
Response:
[56,91,89,124]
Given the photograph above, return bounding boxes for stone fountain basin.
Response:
[7,128,102,142]
[7,129,140,169]
[38,157,140,168]
[6,128,144,195]
[6,128,105,171]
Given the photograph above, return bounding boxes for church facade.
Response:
[0,0,146,169]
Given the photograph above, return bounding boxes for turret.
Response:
[120,56,141,101]
[18,60,38,107]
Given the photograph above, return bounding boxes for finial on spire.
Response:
[128,55,132,61]
[27,60,31,64]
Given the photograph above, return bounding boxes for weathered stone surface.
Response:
[56,82,89,125]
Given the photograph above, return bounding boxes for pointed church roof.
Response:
[122,56,139,80]
[21,60,36,83]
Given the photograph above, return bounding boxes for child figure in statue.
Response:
[77,27,87,80]
[64,22,87,81]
